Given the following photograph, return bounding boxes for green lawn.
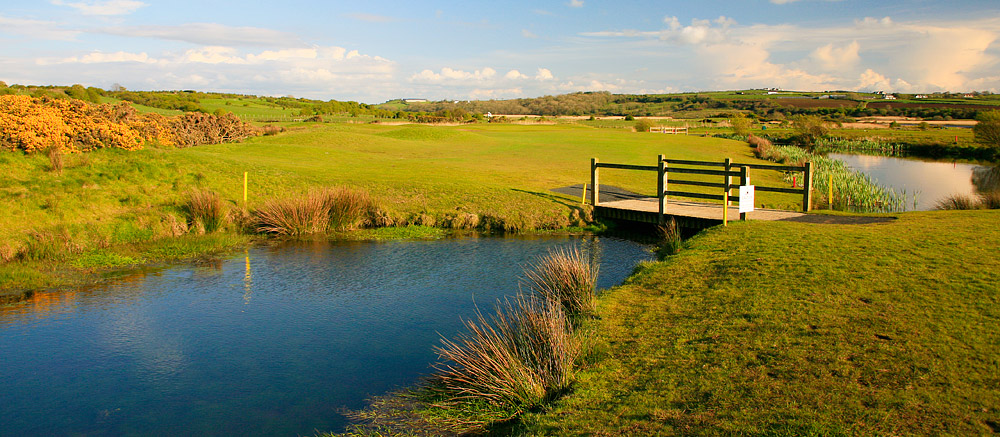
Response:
[516,210,1000,435]
[0,122,795,294]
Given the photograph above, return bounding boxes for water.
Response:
[0,236,652,436]
[828,153,997,210]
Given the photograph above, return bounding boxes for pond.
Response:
[0,235,653,436]
[828,153,998,210]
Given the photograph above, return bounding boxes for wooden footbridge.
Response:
[590,155,813,229]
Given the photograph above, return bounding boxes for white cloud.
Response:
[505,69,528,80]
[99,23,303,47]
[409,67,500,82]
[60,51,155,64]
[582,15,1000,93]
[469,88,524,99]
[770,0,799,4]
[811,41,860,71]
[0,15,79,40]
[51,0,146,16]
[535,68,554,80]
[568,0,584,7]
[522,29,538,39]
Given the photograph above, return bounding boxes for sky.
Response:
[1,0,1000,103]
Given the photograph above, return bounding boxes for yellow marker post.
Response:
[243,171,248,205]
[828,173,833,210]
[581,183,588,204]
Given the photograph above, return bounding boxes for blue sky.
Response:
[1,0,999,103]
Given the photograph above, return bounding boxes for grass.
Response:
[1,122,788,298]
[428,294,577,423]
[522,247,598,318]
[513,210,1000,435]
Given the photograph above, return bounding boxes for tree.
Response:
[790,115,828,145]
[634,119,654,133]
[973,110,1000,149]
[729,113,752,136]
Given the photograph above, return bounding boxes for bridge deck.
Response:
[595,197,806,227]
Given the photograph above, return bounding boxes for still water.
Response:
[0,236,652,436]
[828,153,997,210]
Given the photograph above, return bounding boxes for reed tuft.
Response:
[255,187,375,236]
[979,191,1000,209]
[935,194,981,210]
[523,247,598,317]
[184,189,227,233]
[429,295,577,413]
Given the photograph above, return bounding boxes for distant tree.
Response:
[729,113,752,136]
[918,121,930,131]
[634,119,654,133]
[790,115,829,145]
[624,114,635,121]
[973,110,1000,149]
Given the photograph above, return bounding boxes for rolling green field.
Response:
[0,122,799,295]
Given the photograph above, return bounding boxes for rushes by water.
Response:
[429,295,578,416]
[936,191,1000,210]
[185,189,227,233]
[754,143,907,213]
[522,247,598,317]
[254,187,375,236]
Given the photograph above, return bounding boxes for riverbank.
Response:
[512,209,1000,435]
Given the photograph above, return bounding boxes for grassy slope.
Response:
[518,210,1000,435]
[1,122,794,294]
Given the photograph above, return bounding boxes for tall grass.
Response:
[655,218,682,257]
[522,247,598,317]
[254,187,375,236]
[936,191,1000,210]
[755,143,906,213]
[184,189,227,233]
[429,295,577,414]
[813,137,905,156]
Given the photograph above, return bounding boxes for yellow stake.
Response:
[581,183,588,204]
[243,171,248,205]
[828,173,833,210]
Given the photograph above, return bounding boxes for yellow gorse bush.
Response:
[0,95,259,153]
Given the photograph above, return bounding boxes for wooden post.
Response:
[724,158,732,206]
[803,161,813,212]
[828,173,833,210]
[590,158,599,206]
[740,166,750,221]
[657,154,666,224]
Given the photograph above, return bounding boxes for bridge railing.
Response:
[590,155,812,224]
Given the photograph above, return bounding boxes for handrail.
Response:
[589,155,813,226]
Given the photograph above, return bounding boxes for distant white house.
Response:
[402,98,428,103]
[915,94,929,99]
[883,94,897,100]
[963,93,976,98]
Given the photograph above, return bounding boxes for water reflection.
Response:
[828,153,991,210]
[0,236,652,436]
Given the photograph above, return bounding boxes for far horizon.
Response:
[1,0,999,103]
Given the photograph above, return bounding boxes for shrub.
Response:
[185,189,227,233]
[974,110,1000,149]
[791,114,829,145]
[429,295,577,414]
[522,247,598,317]
[633,119,654,133]
[730,113,752,136]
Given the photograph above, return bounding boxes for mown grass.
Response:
[1,122,788,297]
[513,210,1000,435]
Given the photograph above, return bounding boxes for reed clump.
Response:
[656,218,682,257]
[429,295,578,416]
[184,189,227,233]
[255,187,375,236]
[935,191,1000,210]
[523,247,598,317]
